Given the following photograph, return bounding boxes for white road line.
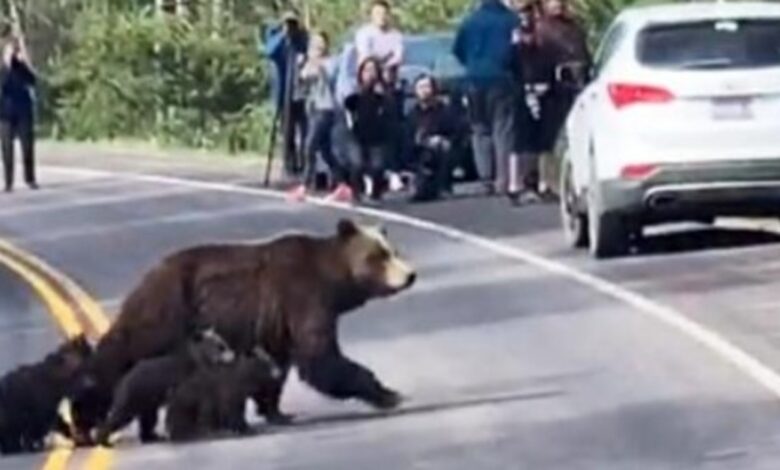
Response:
[43,165,780,400]
[19,203,288,244]
[0,186,198,217]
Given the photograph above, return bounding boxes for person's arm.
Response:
[387,30,404,68]
[263,25,286,60]
[12,56,36,86]
[299,58,323,81]
[452,21,468,65]
[354,26,372,64]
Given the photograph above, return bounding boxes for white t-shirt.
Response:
[354,24,404,68]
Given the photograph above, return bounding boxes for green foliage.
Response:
[3,0,675,154]
[43,5,270,152]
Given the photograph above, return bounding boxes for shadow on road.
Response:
[270,387,565,435]
[635,227,780,258]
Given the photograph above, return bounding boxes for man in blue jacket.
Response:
[454,0,530,204]
[261,11,309,178]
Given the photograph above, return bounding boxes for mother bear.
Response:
[71,219,416,440]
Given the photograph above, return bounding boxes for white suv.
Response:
[555,2,780,258]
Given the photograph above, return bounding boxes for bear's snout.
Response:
[404,271,417,289]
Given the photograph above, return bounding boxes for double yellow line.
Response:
[0,240,113,470]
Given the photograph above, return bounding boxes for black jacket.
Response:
[406,99,455,148]
[344,89,391,147]
[0,56,36,121]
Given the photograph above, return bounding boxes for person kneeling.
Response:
[405,75,455,202]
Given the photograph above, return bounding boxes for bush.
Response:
[47,7,270,152]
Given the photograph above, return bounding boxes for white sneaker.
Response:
[388,172,404,192]
[363,176,374,197]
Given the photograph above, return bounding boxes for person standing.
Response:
[536,0,590,156]
[262,10,309,179]
[354,0,404,71]
[0,34,38,193]
[454,0,532,204]
[355,0,405,192]
[287,32,347,202]
[512,0,551,199]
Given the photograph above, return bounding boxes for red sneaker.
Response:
[325,184,354,203]
[286,184,307,202]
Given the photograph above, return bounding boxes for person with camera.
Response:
[404,75,456,202]
[342,57,393,203]
[0,32,38,193]
[262,10,309,180]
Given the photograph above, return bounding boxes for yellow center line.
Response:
[0,239,114,470]
[82,447,115,470]
[41,448,74,470]
[0,251,83,338]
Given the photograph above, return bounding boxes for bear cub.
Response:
[166,346,281,443]
[0,335,93,455]
[95,328,235,446]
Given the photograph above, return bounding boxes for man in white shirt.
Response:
[354,0,404,70]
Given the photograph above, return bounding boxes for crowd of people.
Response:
[266,0,591,206]
[0,0,590,204]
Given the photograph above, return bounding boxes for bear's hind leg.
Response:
[252,372,293,425]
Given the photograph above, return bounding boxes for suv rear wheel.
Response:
[588,188,630,259]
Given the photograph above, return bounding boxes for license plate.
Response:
[711,97,753,120]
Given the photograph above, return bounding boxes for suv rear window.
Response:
[638,19,780,70]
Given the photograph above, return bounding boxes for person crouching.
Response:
[342,57,392,203]
[405,75,455,202]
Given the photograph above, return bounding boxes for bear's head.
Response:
[337,219,417,297]
[189,327,236,366]
[48,334,94,381]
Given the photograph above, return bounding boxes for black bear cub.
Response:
[166,346,281,442]
[95,328,235,446]
[0,335,93,455]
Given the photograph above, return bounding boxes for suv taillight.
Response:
[608,83,674,109]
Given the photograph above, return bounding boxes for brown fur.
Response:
[166,347,281,442]
[72,219,415,440]
[0,336,93,454]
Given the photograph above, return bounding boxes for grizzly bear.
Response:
[0,335,93,454]
[71,219,415,441]
[166,346,281,442]
[94,328,235,446]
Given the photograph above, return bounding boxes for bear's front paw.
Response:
[372,388,404,411]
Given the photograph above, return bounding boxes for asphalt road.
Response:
[4,149,780,469]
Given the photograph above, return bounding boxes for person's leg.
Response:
[467,87,495,191]
[514,92,540,193]
[294,101,309,174]
[317,111,344,187]
[346,138,365,200]
[368,145,387,200]
[19,114,37,189]
[491,83,519,196]
[0,120,15,192]
[432,145,451,198]
[303,110,326,190]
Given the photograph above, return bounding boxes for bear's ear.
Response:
[337,219,359,240]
